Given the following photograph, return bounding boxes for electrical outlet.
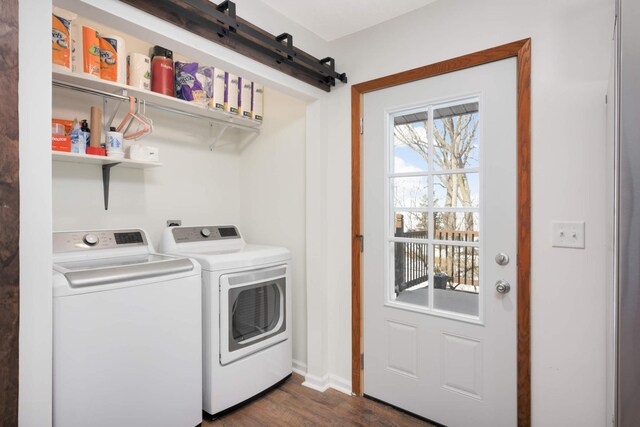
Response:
[166,219,182,227]
[552,221,585,249]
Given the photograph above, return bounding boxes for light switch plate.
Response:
[552,221,585,249]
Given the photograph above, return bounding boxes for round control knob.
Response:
[83,234,99,246]
[201,228,211,238]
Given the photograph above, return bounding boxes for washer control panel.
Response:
[171,225,240,243]
[53,229,147,253]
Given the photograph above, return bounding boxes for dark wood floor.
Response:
[203,374,434,426]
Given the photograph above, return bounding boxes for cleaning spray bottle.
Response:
[79,120,90,154]
[70,120,84,154]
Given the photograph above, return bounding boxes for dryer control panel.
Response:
[171,226,240,243]
[53,229,148,253]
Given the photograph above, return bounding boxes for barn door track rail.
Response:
[119,0,348,92]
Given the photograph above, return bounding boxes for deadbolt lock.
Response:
[495,253,510,266]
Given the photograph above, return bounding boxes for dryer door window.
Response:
[230,280,283,350]
[219,265,288,365]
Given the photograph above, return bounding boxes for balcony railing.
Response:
[394,227,479,294]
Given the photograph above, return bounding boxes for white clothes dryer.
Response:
[52,229,202,427]
[159,225,292,418]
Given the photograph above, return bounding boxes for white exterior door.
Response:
[362,58,517,427]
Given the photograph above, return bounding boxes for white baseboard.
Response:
[301,372,330,392]
[301,372,352,395]
[328,374,352,396]
[292,359,307,376]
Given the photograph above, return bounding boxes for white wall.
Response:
[239,87,308,371]
[320,0,614,425]
[51,90,243,247]
[235,0,330,57]
[19,0,53,425]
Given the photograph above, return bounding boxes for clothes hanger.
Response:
[134,99,153,141]
[121,97,138,136]
[126,97,152,140]
[116,96,151,140]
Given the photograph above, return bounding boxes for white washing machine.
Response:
[159,225,292,418]
[52,229,203,427]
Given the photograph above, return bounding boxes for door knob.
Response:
[495,280,511,294]
[495,253,510,266]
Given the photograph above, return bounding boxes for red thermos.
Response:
[150,45,174,96]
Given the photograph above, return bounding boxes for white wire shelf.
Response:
[52,69,262,134]
[52,151,163,168]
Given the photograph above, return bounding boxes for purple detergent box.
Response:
[252,83,264,121]
[209,68,225,111]
[200,65,214,107]
[239,77,253,118]
[175,61,207,106]
[224,72,239,114]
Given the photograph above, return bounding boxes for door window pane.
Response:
[392,176,429,208]
[387,97,481,319]
[393,111,429,173]
[433,244,479,317]
[433,173,479,208]
[433,101,479,171]
[393,242,429,308]
[434,212,479,242]
[393,211,428,239]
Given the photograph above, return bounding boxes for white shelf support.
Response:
[208,123,229,150]
[238,132,259,152]
[103,96,124,138]
[208,123,260,151]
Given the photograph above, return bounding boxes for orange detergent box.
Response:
[52,118,74,135]
[52,135,71,152]
[52,14,72,69]
[99,37,118,82]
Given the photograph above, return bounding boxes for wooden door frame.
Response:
[351,39,531,426]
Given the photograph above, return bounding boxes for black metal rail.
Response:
[119,0,347,92]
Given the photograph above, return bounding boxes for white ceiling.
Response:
[263,0,439,42]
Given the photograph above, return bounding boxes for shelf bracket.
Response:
[102,162,121,210]
[209,123,229,150]
[103,96,124,139]
[238,132,259,152]
[213,128,259,150]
